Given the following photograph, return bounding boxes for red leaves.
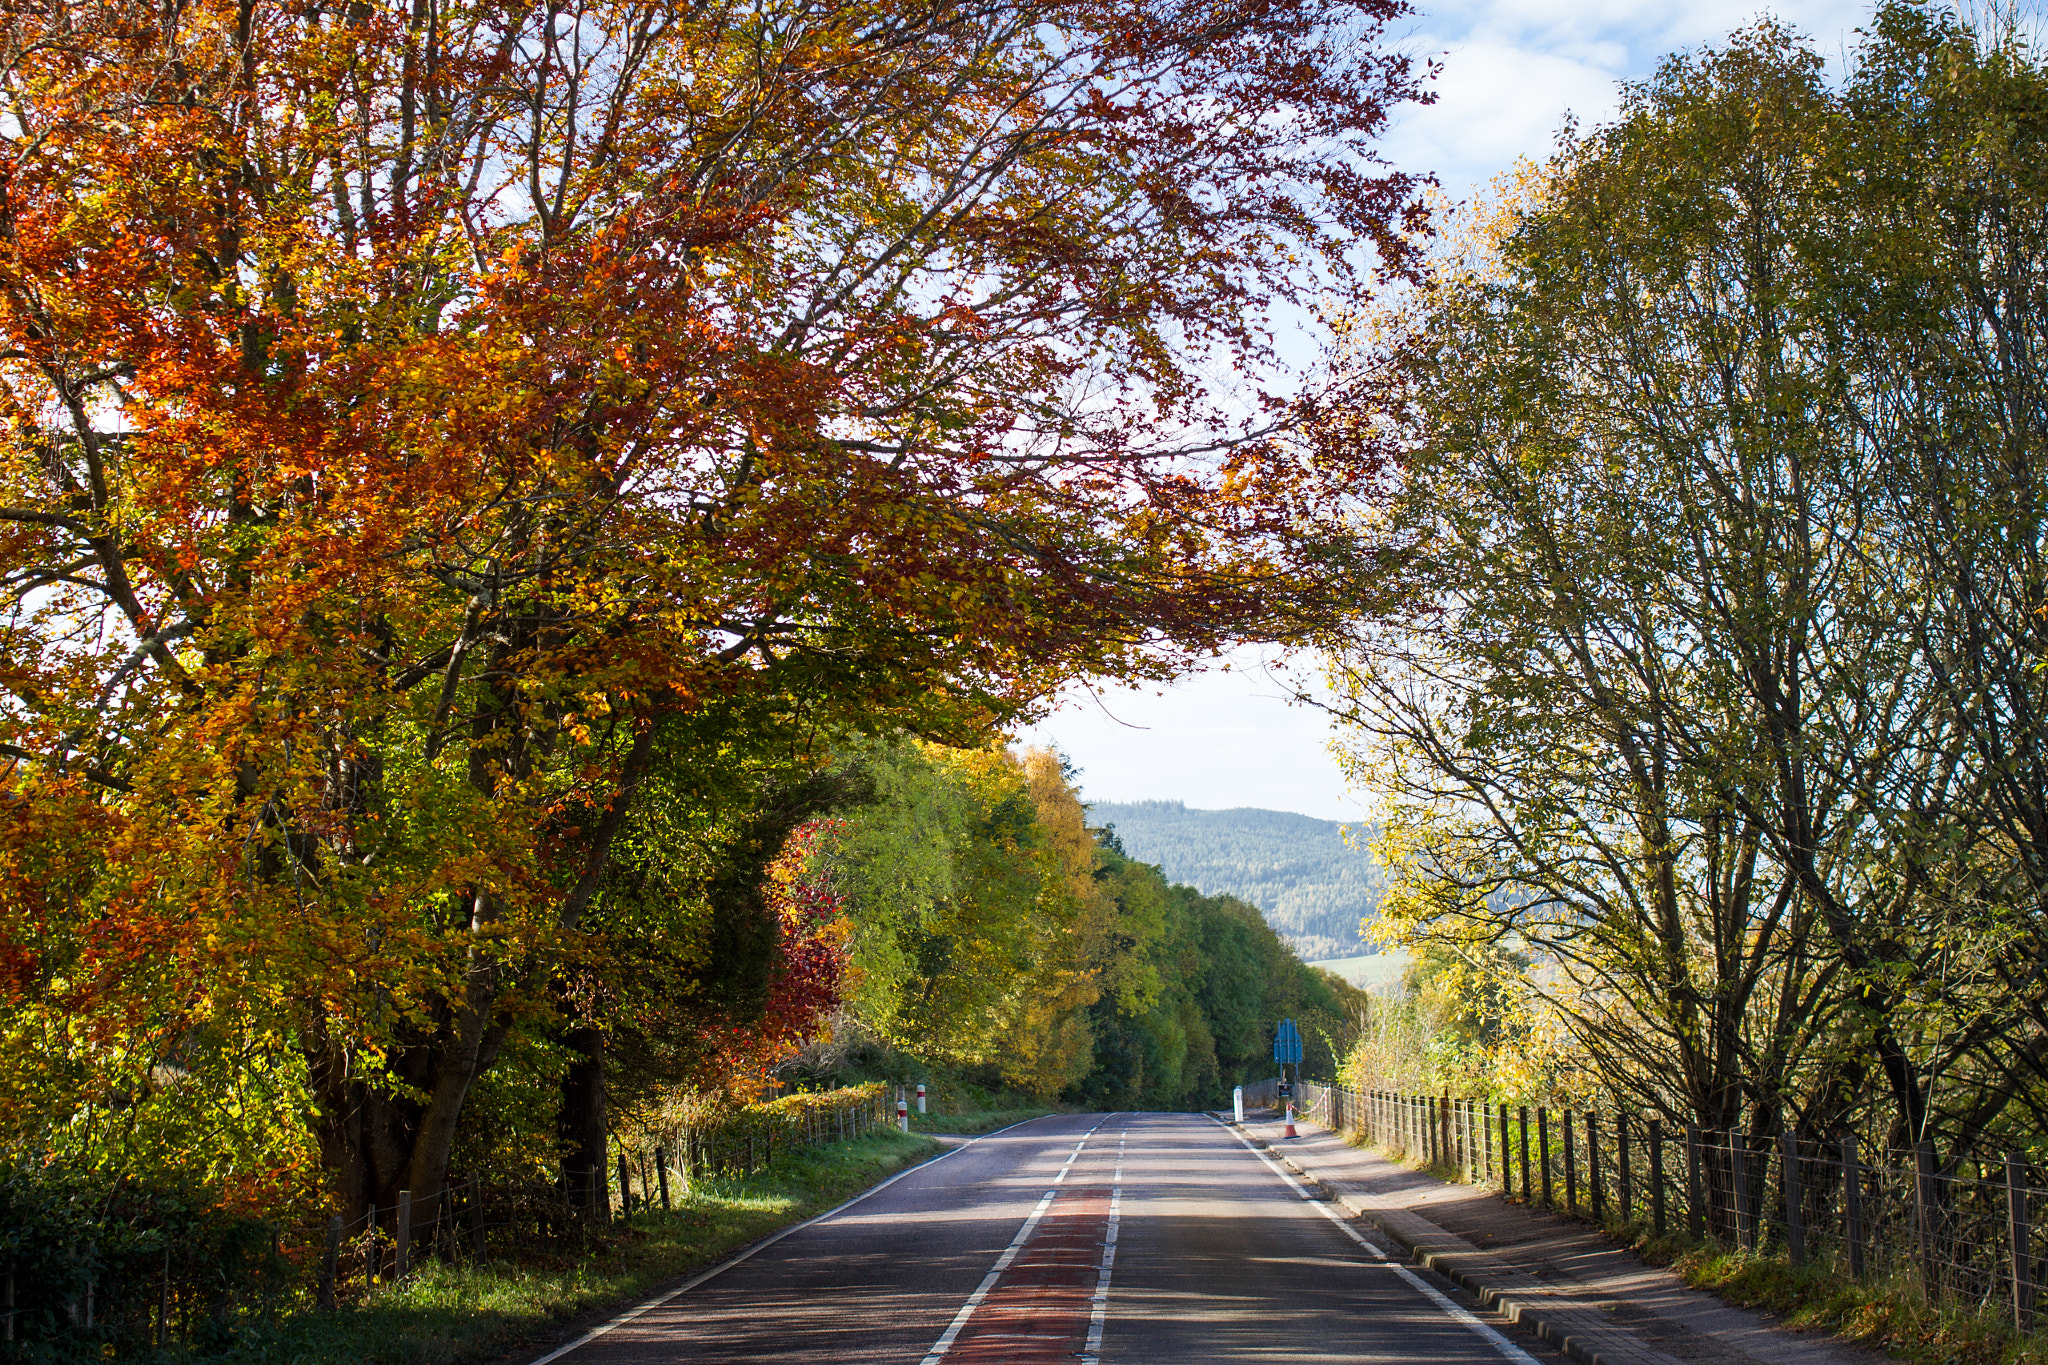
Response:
[0,0,1430,1181]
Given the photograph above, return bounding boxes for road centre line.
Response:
[1211,1117,1542,1365]
[1078,1125,1127,1365]
[521,1114,1061,1365]
[920,1117,1115,1365]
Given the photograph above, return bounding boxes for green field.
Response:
[1306,951,1409,989]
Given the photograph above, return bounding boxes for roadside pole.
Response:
[1274,1018,1303,1139]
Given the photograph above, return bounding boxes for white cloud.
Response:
[1383,0,1874,197]
[1011,647,1374,824]
[1019,0,1881,822]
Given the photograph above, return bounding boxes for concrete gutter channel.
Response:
[1230,1122,1861,1365]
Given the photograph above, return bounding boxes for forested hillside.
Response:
[1091,801,1384,960]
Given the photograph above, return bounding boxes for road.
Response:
[532,1113,1560,1364]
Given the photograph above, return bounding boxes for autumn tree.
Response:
[1328,6,2048,1161]
[0,0,1430,1211]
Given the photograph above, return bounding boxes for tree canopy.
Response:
[1327,3,2048,1163]
[0,0,1424,1218]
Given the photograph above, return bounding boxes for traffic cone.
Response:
[1284,1103,1298,1139]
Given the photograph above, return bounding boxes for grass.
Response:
[177,1128,944,1365]
[1303,951,1411,988]
[909,1107,1055,1135]
[1522,1211,2048,1365]
[1648,1237,2048,1365]
[1330,1126,2048,1364]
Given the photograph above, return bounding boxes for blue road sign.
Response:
[1273,1017,1303,1065]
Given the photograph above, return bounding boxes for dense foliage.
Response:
[0,0,1428,1241]
[1328,2,2048,1171]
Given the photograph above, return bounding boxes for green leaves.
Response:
[1328,2,2048,1147]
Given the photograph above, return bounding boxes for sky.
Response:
[1012,0,1875,824]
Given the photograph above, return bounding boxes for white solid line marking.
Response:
[521,1114,1064,1365]
[920,1116,1114,1365]
[1211,1117,1541,1365]
[1078,1123,1127,1364]
[916,1188,1059,1365]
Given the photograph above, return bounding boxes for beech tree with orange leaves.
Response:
[0,0,1428,1217]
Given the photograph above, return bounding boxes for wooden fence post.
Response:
[1497,1102,1509,1187]
[1538,1108,1553,1206]
[1519,1107,1532,1202]
[1482,1102,1493,1181]
[1618,1117,1633,1222]
[1685,1126,1705,1240]
[619,1152,634,1217]
[366,1202,379,1284]
[1564,1112,1578,1216]
[1731,1138,1753,1251]
[1589,1112,1606,1225]
[1843,1136,1864,1278]
[1915,1139,1939,1302]
[2010,1152,2035,1333]
[1650,1120,1666,1239]
[1781,1130,1804,1265]
[658,1149,672,1211]
[395,1190,411,1279]
[319,1216,341,1310]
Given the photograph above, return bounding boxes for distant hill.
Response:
[1090,800,1384,961]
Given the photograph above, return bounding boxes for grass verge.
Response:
[1328,1126,2048,1364]
[909,1108,1055,1135]
[178,1129,944,1365]
[1646,1238,2048,1365]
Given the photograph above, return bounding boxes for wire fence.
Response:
[1296,1081,2048,1332]
[1238,1077,1280,1109]
[1,1083,893,1358]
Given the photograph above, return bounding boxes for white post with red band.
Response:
[916,1083,927,1114]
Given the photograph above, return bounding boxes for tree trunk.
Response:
[559,1025,608,1220]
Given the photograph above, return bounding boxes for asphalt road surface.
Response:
[532,1113,1559,1364]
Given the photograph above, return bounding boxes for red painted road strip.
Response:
[944,1185,1114,1364]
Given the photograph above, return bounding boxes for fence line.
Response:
[1296,1081,2047,1332]
[2,1083,892,1358]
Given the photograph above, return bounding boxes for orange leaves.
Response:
[0,0,1428,1195]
